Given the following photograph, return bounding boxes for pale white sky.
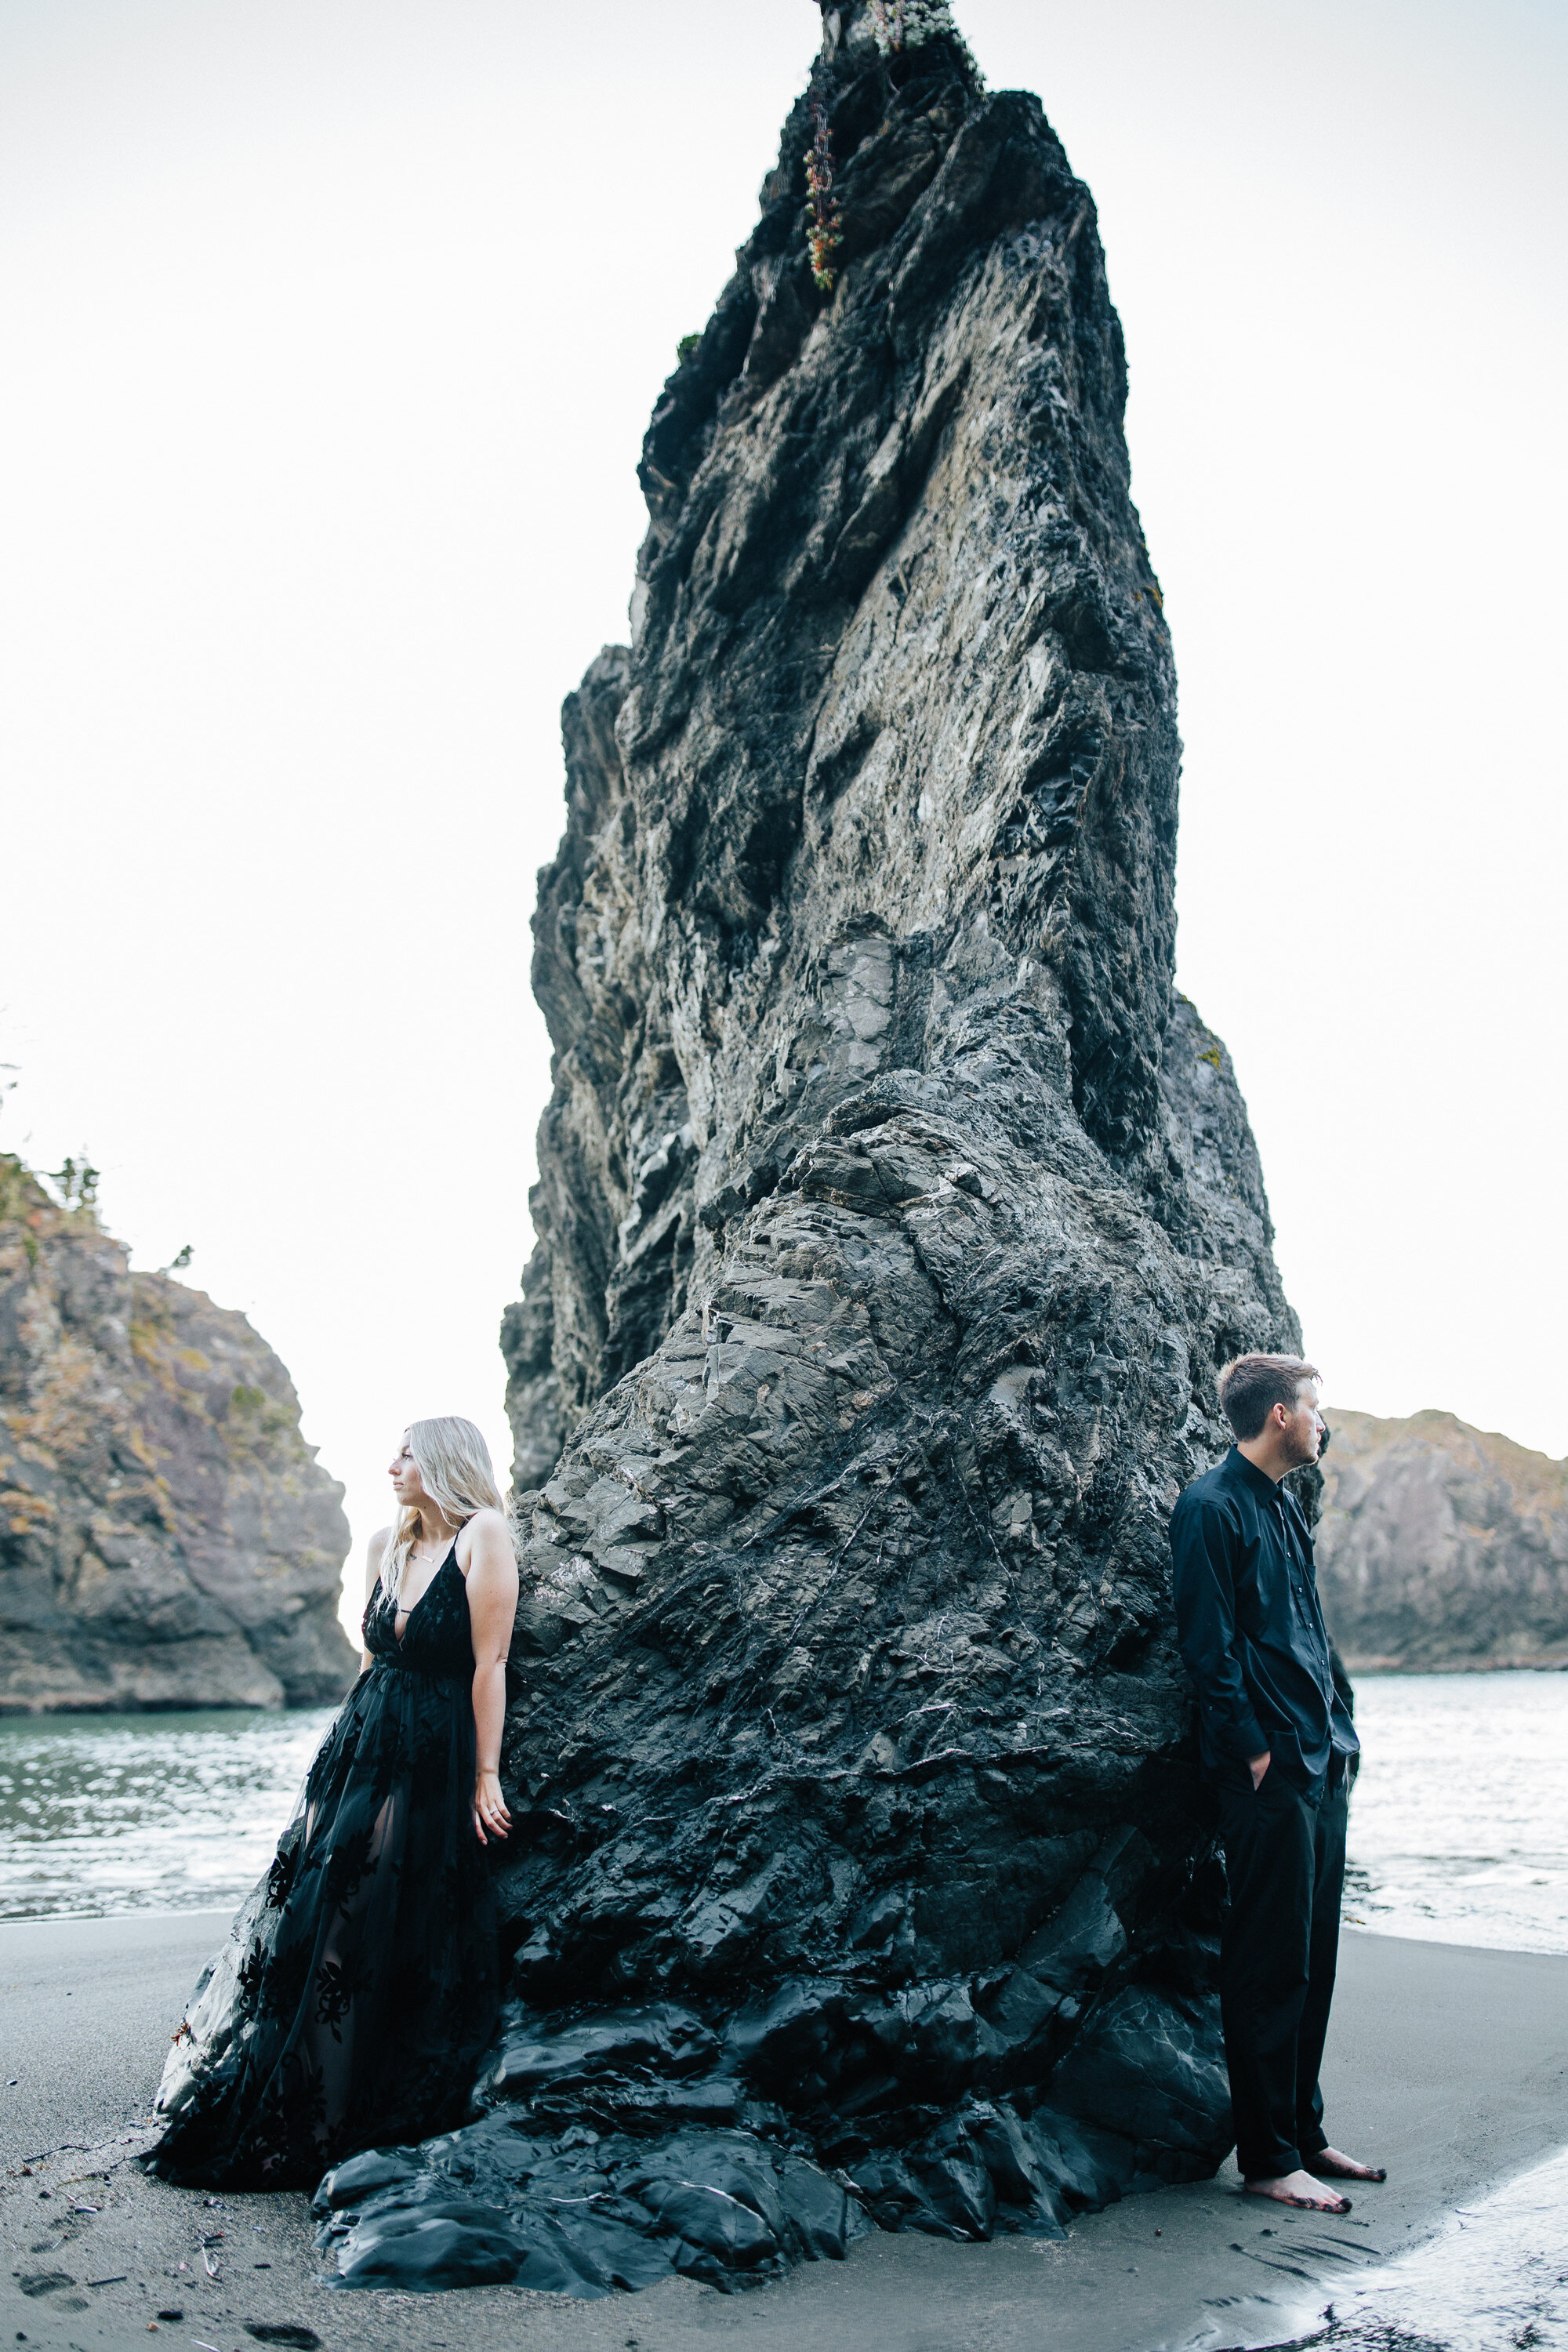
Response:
[1,0,1563,1644]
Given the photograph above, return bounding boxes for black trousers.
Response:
[1215,1764,1348,2180]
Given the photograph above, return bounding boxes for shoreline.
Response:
[0,1902,243,1928]
[4,1900,1567,1963]
[1340,1658,1568,1675]
[4,1924,1568,2352]
[0,1700,342,1722]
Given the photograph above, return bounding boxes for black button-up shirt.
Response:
[1170,1447,1359,1787]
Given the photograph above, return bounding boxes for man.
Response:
[1170,1353,1385,2214]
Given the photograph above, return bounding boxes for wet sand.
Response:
[3,1916,1565,2352]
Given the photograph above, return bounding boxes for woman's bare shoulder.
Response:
[459,1508,517,1574]
[465,1506,510,1536]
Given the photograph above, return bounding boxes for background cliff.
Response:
[353,0,1313,2290]
[0,1155,355,1712]
[1317,1409,1568,1671]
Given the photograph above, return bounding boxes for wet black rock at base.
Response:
[310,1848,1234,2288]
[351,0,1319,2299]
[313,2045,868,2296]
[307,1973,1200,2294]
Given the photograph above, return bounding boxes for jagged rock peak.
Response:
[0,1155,355,1712]
[512,14,1197,1470]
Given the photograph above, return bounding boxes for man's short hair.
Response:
[1217,1353,1322,1442]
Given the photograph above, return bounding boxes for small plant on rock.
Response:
[867,0,985,83]
[804,95,843,292]
[866,0,939,53]
[46,1153,100,1215]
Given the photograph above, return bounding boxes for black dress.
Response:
[145,1544,502,2187]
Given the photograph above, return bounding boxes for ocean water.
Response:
[0,1704,334,1918]
[2,1671,1566,1939]
[1344,1671,1568,1955]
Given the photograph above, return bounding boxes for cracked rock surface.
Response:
[0,1156,355,1711]
[375,0,1316,2297]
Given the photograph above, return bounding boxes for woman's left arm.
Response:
[465,1511,520,1846]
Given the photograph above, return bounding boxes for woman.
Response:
[144,1416,520,2187]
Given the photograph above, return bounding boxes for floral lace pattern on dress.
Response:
[143,1546,502,2189]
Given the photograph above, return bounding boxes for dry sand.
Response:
[3,1914,1565,2352]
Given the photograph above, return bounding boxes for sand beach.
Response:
[2,1914,1565,2352]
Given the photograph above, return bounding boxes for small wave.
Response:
[0,1708,334,1917]
[1192,2148,1568,2352]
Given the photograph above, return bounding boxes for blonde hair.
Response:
[381,1415,508,1602]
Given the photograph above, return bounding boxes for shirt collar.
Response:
[1226,1444,1287,1504]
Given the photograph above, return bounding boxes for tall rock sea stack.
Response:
[0,1156,355,1711]
[325,0,1308,2291]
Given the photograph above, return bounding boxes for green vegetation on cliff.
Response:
[0,1153,354,1712]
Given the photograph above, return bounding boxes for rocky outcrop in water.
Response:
[1316,1410,1568,1671]
[362,0,1314,2296]
[0,1156,355,1711]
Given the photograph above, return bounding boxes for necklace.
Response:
[394,1530,452,1627]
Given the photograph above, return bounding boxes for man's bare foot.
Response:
[1306,2147,1387,2183]
[1243,2169,1352,2213]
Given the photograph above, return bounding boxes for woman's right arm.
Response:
[361,1527,390,1673]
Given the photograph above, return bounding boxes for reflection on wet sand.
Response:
[1302,2146,1568,2352]
[1189,2148,1568,2352]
